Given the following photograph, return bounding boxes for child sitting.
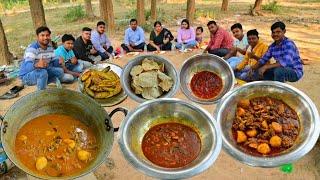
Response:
[54,34,86,82]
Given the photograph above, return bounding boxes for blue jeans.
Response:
[227,56,244,70]
[208,48,229,57]
[66,62,83,73]
[263,67,299,82]
[175,40,197,49]
[235,66,259,82]
[98,46,114,60]
[22,67,64,90]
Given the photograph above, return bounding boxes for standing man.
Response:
[19,26,64,90]
[74,27,101,65]
[121,19,146,52]
[91,21,114,60]
[252,21,303,82]
[204,21,234,57]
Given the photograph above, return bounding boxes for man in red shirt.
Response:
[204,21,234,57]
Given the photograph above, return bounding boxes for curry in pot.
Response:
[15,114,98,177]
[232,97,300,156]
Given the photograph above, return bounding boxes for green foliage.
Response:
[262,1,281,13]
[195,9,216,19]
[0,0,27,10]
[125,8,170,23]
[63,5,85,22]
[140,22,153,33]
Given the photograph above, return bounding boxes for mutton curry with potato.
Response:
[15,114,98,177]
[232,97,300,156]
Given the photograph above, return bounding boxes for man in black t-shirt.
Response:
[73,27,101,65]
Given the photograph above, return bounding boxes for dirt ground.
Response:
[1,49,320,180]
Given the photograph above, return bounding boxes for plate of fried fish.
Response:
[78,63,127,107]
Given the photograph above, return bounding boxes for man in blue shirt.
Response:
[252,21,303,82]
[19,26,64,90]
[55,34,89,82]
[91,21,114,60]
[121,19,146,52]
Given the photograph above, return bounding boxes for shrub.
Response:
[262,1,281,13]
[63,5,85,22]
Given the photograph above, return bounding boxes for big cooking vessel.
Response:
[118,98,222,179]
[215,81,320,167]
[0,88,127,179]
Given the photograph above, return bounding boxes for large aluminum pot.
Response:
[215,81,320,167]
[0,88,127,179]
[118,98,222,179]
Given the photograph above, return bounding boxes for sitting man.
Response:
[121,19,145,52]
[55,34,88,82]
[225,23,249,70]
[203,20,234,57]
[74,27,101,65]
[91,21,114,60]
[19,26,65,90]
[252,21,303,82]
[235,29,268,82]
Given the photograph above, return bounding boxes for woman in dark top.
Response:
[147,21,174,51]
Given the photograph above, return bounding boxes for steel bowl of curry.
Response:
[180,53,235,104]
[121,55,179,103]
[215,81,320,167]
[0,88,128,179]
[118,98,222,179]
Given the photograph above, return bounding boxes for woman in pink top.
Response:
[176,19,197,50]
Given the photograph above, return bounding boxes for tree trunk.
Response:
[84,0,94,18]
[100,0,115,35]
[0,19,11,65]
[221,0,229,11]
[186,0,195,23]
[137,0,145,25]
[28,0,46,29]
[151,0,156,21]
[250,0,263,16]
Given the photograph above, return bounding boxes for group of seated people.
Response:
[218,21,303,83]
[19,17,303,91]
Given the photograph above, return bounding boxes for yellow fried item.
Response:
[84,77,92,88]
[112,82,122,96]
[81,71,91,81]
[96,71,115,80]
[98,79,119,87]
[102,66,111,73]
[82,69,122,99]
[85,87,95,97]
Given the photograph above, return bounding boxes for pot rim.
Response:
[215,81,320,167]
[118,98,222,179]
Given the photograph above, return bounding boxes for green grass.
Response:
[63,5,86,22]
[262,1,282,13]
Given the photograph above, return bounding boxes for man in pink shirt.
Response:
[204,21,234,57]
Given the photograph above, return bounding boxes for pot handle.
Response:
[105,107,128,132]
[0,115,8,134]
